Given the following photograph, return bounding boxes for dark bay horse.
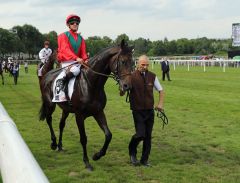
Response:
[39,40,133,170]
[0,61,4,85]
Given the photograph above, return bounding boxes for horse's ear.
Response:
[120,39,128,49]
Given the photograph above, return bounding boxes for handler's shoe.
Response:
[130,155,140,166]
[140,160,151,167]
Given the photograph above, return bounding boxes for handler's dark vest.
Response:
[130,70,156,110]
[64,31,82,55]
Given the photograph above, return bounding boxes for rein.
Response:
[155,109,169,129]
[81,62,116,79]
[82,52,131,83]
[50,61,115,78]
[125,90,130,103]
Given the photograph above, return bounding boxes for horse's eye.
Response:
[121,61,127,66]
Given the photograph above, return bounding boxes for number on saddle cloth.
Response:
[52,71,78,102]
[55,77,66,95]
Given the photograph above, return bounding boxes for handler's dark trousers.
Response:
[129,109,154,163]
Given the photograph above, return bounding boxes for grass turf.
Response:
[0,64,240,183]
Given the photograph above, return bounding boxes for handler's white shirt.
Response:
[154,76,163,91]
[39,48,52,63]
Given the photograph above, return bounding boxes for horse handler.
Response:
[128,55,164,167]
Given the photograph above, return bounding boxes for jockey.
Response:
[38,40,52,76]
[57,14,88,100]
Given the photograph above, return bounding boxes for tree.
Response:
[22,24,43,58]
[115,34,129,45]
[133,37,151,56]
[86,36,113,57]
[43,31,58,51]
[0,28,20,56]
[12,25,26,53]
[150,40,167,56]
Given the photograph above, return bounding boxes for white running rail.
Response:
[0,102,49,183]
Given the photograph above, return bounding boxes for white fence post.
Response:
[223,62,226,72]
[0,102,49,183]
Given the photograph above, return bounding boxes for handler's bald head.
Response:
[137,55,149,72]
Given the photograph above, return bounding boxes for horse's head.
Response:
[109,40,134,95]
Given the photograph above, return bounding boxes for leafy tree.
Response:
[86,36,113,57]
[0,28,20,56]
[12,25,26,53]
[43,31,58,51]
[115,34,129,45]
[150,40,167,56]
[133,37,151,56]
[22,24,43,58]
[0,24,234,58]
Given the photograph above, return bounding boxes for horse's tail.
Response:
[39,99,47,121]
[41,50,57,76]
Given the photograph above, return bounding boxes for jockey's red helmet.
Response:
[66,14,81,24]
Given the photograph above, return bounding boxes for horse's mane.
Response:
[87,45,119,66]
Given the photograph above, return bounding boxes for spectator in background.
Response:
[12,62,19,85]
[24,61,28,73]
[161,57,171,81]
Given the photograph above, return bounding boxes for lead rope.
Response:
[125,90,130,103]
[155,109,169,129]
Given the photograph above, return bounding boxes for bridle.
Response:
[110,51,132,83]
[81,49,132,84]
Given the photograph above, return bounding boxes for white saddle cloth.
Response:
[52,71,76,102]
[38,65,43,76]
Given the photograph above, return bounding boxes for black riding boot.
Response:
[63,72,75,101]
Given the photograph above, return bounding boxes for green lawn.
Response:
[0,64,240,183]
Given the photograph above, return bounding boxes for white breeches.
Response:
[61,61,81,76]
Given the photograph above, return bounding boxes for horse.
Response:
[0,61,4,85]
[39,40,133,170]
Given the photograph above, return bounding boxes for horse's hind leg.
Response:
[92,111,112,161]
[57,110,69,151]
[1,74,4,85]
[75,113,93,171]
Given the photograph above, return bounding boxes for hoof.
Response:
[57,144,64,151]
[92,152,101,161]
[57,147,64,152]
[50,143,57,150]
[86,164,94,171]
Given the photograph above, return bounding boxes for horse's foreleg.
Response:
[57,111,69,151]
[92,111,112,161]
[75,113,93,171]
